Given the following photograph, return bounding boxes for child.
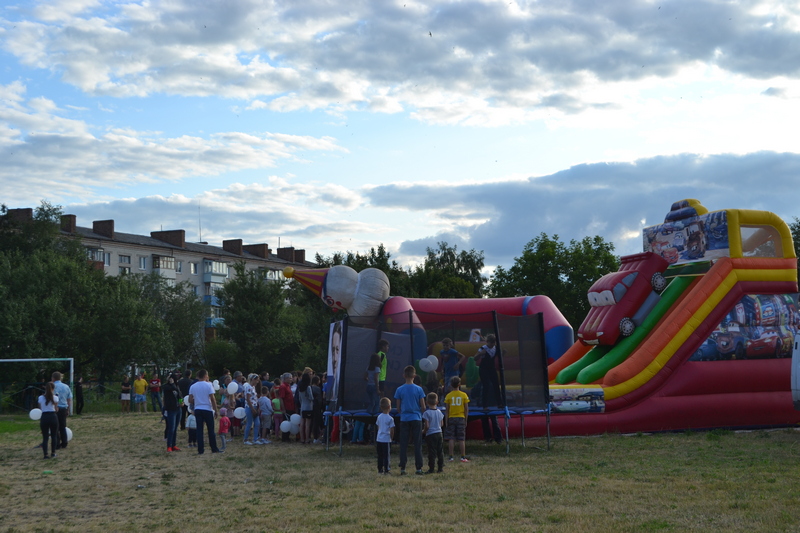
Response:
[444,376,470,462]
[394,365,426,475]
[218,408,231,450]
[272,379,284,439]
[258,386,274,443]
[375,397,395,474]
[422,392,445,474]
[186,412,197,448]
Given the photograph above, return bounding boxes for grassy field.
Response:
[0,413,799,532]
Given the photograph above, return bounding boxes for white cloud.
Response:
[2,0,800,125]
[0,83,346,205]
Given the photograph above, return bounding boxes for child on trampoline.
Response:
[444,376,470,463]
[375,397,395,475]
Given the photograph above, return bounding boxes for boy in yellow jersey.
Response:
[443,376,470,462]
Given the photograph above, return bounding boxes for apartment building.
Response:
[8,208,315,332]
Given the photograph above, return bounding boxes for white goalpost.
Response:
[0,358,75,414]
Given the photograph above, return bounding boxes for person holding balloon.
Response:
[37,382,60,459]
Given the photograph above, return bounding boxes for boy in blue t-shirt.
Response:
[394,365,426,475]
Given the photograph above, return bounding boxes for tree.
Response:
[216,262,300,374]
[489,234,619,329]
[409,241,486,298]
[790,217,800,282]
[128,272,208,371]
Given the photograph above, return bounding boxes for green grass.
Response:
[1,415,799,532]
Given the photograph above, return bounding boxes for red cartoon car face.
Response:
[577,252,669,346]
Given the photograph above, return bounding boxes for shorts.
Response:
[302,410,313,420]
[134,394,146,403]
[120,393,131,401]
[260,414,272,427]
[444,417,466,441]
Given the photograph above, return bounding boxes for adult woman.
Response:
[242,374,262,445]
[162,374,181,452]
[120,375,132,413]
[297,372,314,444]
[364,353,381,414]
[38,382,59,459]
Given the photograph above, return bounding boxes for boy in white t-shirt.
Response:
[375,397,395,475]
[422,392,445,474]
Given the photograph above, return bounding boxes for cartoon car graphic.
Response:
[713,330,745,359]
[745,326,793,358]
[577,252,669,346]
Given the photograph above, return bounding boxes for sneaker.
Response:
[261,439,272,444]
[448,456,454,462]
[51,453,57,458]
[378,469,384,474]
[400,469,407,476]
[426,469,434,474]
[385,469,391,475]
[437,469,443,473]
[171,446,181,452]
[244,440,254,445]
[312,439,321,444]
[167,447,173,452]
[415,469,424,475]
[212,450,224,454]
[43,455,50,459]
[460,457,470,463]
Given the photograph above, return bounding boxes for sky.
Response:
[2,0,800,275]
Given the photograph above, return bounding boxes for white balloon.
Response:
[213,379,219,386]
[418,358,432,373]
[213,382,220,391]
[427,354,439,367]
[29,408,42,421]
[65,427,73,442]
[227,382,238,395]
[183,395,191,406]
[290,424,300,435]
[290,413,302,425]
[280,420,292,433]
[234,407,246,419]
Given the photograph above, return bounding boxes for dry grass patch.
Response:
[1,416,799,532]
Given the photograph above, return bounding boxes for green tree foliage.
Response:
[408,241,486,298]
[215,262,300,375]
[0,201,196,383]
[489,234,620,329]
[790,217,800,282]
[128,272,208,371]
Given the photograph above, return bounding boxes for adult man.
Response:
[188,369,222,455]
[149,373,163,413]
[474,334,503,444]
[178,370,192,429]
[52,372,72,449]
[394,365,426,475]
[133,372,148,413]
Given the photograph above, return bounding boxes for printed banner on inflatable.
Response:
[643,210,729,266]
[691,293,799,361]
[550,387,605,413]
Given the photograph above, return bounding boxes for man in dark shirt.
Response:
[178,370,192,430]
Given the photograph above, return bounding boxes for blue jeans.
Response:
[195,409,219,454]
[150,391,163,413]
[244,406,260,442]
[398,419,423,471]
[165,409,180,448]
[365,384,379,414]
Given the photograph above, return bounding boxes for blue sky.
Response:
[2,0,800,273]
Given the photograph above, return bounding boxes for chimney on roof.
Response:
[7,208,33,223]
[151,229,186,248]
[93,219,114,238]
[61,214,76,233]
[277,247,295,262]
[294,249,305,264]
[223,239,243,256]
[242,243,269,259]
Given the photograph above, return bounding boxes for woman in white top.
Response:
[243,374,262,445]
[38,382,60,459]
